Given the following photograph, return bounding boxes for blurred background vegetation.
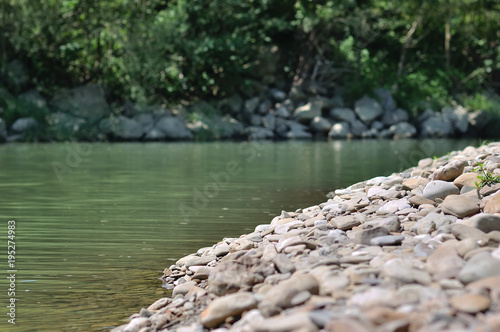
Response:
[1,0,499,116]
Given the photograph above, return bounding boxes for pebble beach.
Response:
[112,141,500,332]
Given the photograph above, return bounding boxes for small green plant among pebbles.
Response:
[474,161,500,189]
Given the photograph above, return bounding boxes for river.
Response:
[0,139,478,331]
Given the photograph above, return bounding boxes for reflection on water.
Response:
[0,139,477,331]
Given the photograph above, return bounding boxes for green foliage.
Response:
[474,161,500,189]
[0,0,499,116]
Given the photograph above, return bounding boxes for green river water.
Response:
[0,139,478,331]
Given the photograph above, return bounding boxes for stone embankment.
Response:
[113,142,500,332]
[0,82,491,142]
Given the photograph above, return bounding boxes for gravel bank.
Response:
[113,142,500,332]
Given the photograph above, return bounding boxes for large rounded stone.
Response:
[484,192,500,214]
[200,292,258,328]
[440,195,480,218]
[463,213,500,233]
[432,160,467,181]
[458,252,500,284]
[450,293,491,313]
[423,180,459,200]
[354,96,383,125]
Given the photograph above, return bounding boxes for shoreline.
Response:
[113,141,500,332]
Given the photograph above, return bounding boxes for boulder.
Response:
[293,102,321,123]
[109,116,144,140]
[46,112,86,135]
[156,116,193,140]
[285,120,312,139]
[245,126,275,140]
[243,97,260,115]
[388,122,416,139]
[468,110,490,129]
[262,113,277,131]
[269,88,287,102]
[382,108,409,126]
[310,116,332,133]
[420,113,453,137]
[133,113,154,132]
[330,107,357,123]
[328,122,351,139]
[222,94,243,114]
[11,117,38,132]
[52,84,110,119]
[442,105,469,134]
[354,96,383,125]
[350,119,368,137]
[374,88,397,112]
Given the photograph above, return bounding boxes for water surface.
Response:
[0,139,477,331]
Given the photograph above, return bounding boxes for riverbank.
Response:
[112,142,500,332]
[1,83,496,143]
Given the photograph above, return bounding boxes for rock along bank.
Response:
[113,142,500,332]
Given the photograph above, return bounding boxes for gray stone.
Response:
[244,97,260,115]
[363,216,400,232]
[463,213,500,233]
[172,281,197,297]
[353,226,391,245]
[123,317,151,332]
[52,84,110,119]
[252,312,317,332]
[144,127,166,140]
[350,119,368,137]
[273,254,295,274]
[381,258,432,285]
[262,113,276,131]
[134,113,154,130]
[284,120,312,139]
[249,114,262,126]
[370,235,404,246]
[468,110,490,129]
[293,102,321,123]
[156,116,193,140]
[245,126,275,140]
[443,105,469,134]
[261,272,319,309]
[258,99,272,115]
[423,180,460,200]
[420,114,453,138]
[440,195,480,218]
[388,122,417,139]
[183,255,217,268]
[11,117,37,132]
[458,252,500,284]
[451,224,486,242]
[270,88,287,102]
[382,108,409,126]
[330,107,357,123]
[200,292,258,328]
[46,112,86,134]
[374,88,397,112]
[354,95,383,125]
[328,122,351,139]
[222,94,243,114]
[426,242,464,279]
[310,116,332,133]
[109,116,144,139]
[275,105,290,118]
